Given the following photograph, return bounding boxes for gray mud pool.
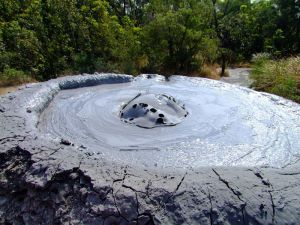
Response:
[39,75,300,169]
[1,74,300,225]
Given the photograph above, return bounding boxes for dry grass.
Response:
[251,56,300,103]
[198,64,221,80]
[231,62,251,68]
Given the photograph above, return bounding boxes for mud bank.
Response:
[0,73,300,225]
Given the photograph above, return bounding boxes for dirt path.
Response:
[221,68,252,87]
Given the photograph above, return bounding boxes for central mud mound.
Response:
[120,93,188,128]
[38,75,300,168]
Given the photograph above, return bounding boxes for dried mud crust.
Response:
[0,73,300,225]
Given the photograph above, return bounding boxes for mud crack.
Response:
[212,169,242,200]
[252,169,276,224]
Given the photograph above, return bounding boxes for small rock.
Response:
[212,208,219,214]
[85,152,94,156]
[79,188,88,197]
[138,214,153,225]
[60,139,71,145]
[259,204,264,210]
[69,172,79,180]
[0,106,5,113]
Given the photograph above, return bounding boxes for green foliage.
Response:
[251,56,300,103]
[0,0,299,83]
[0,20,44,76]
[251,53,272,63]
[0,67,33,86]
[141,0,217,74]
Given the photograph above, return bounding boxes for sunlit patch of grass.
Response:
[250,56,300,103]
[198,64,221,80]
[0,67,35,87]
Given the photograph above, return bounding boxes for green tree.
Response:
[142,0,217,74]
[274,0,300,55]
[211,0,254,75]
[1,0,300,84]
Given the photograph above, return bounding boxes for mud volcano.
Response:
[119,93,188,128]
[1,74,300,225]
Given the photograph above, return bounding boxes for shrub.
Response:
[251,53,272,63]
[198,64,221,80]
[250,56,300,103]
[0,67,34,86]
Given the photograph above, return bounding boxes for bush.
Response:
[199,64,220,80]
[0,67,34,86]
[250,56,300,103]
[251,53,272,63]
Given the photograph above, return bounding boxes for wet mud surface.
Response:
[0,85,19,96]
[0,73,300,224]
[39,75,300,168]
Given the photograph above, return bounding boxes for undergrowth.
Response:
[0,67,34,87]
[250,55,300,103]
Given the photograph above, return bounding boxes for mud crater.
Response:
[35,74,300,169]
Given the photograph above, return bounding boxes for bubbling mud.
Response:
[38,75,300,169]
[120,93,188,128]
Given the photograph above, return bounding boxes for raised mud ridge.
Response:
[0,73,300,225]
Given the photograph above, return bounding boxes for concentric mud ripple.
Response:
[38,75,300,169]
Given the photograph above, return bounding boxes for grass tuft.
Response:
[0,67,35,87]
[250,56,300,103]
[198,64,221,80]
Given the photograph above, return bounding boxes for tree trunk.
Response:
[221,53,226,77]
[211,0,230,77]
